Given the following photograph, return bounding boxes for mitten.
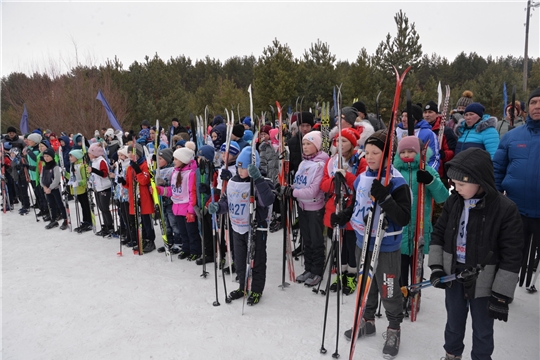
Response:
[488,292,509,322]
[117,177,126,185]
[130,161,142,174]
[186,213,196,223]
[208,202,219,214]
[248,163,262,181]
[330,211,349,227]
[370,179,390,202]
[220,169,232,181]
[281,185,293,198]
[199,183,210,195]
[430,266,448,289]
[416,170,434,185]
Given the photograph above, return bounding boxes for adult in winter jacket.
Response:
[393,137,449,288]
[428,148,523,360]
[496,101,526,138]
[288,112,314,174]
[493,87,540,289]
[454,102,499,158]
[3,126,25,152]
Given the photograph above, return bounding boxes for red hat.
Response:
[336,127,360,148]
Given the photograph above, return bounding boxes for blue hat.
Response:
[464,102,485,118]
[236,146,260,169]
[197,145,215,162]
[176,139,186,147]
[3,142,12,150]
[242,116,252,127]
[243,130,254,142]
[220,141,240,156]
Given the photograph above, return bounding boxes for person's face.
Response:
[211,132,218,141]
[457,105,466,113]
[43,154,53,162]
[238,167,249,179]
[69,154,77,163]
[39,143,46,152]
[399,149,417,162]
[529,97,540,121]
[260,132,270,142]
[401,113,408,129]
[299,123,312,135]
[364,144,383,171]
[60,139,66,147]
[452,179,481,200]
[173,158,183,168]
[423,110,437,124]
[464,112,481,127]
[302,140,317,156]
[149,130,156,140]
[7,131,16,138]
[338,137,353,155]
[158,156,167,167]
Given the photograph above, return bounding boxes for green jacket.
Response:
[393,150,450,255]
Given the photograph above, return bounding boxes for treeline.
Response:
[2,10,540,137]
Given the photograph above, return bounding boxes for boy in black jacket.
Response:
[208,146,275,306]
[428,148,523,360]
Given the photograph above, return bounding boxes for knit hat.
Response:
[43,147,55,159]
[88,143,105,157]
[171,117,179,124]
[528,87,540,105]
[236,146,260,169]
[220,141,241,157]
[410,105,423,122]
[352,101,368,118]
[424,101,438,113]
[7,126,17,134]
[242,116,252,127]
[302,131,322,151]
[456,90,474,108]
[173,147,194,164]
[69,149,84,160]
[232,124,245,138]
[3,142,12,150]
[197,145,215,162]
[297,112,315,127]
[28,133,42,145]
[104,128,115,139]
[365,129,396,153]
[127,143,144,158]
[243,130,254,142]
[464,103,485,118]
[117,146,129,158]
[339,127,361,147]
[342,107,359,126]
[185,141,196,151]
[447,167,478,184]
[397,136,421,154]
[176,139,186,148]
[260,125,272,135]
[158,148,174,164]
[141,119,151,128]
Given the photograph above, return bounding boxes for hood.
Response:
[59,136,72,152]
[211,123,227,150]
[445,147,498,200]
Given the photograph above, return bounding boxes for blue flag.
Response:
[503,82,508,119]
[96,90,123,132]
[20,104,28,134]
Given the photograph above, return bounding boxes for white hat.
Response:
[173,148,194,164]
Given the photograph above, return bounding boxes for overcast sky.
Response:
[2,1,539,78]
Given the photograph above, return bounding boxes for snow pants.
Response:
[233,229,267,294]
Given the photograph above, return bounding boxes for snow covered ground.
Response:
[2,203,539,360]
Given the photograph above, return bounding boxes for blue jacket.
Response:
[493,116,540,218]
[455,115,499,158]
[415,120,439,171]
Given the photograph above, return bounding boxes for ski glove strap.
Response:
[488,292,509,322]
[430,267,448,289]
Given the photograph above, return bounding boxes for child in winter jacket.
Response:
[156,145,201,261]
[393,136,449,308]
[208,146,275,306]
[87,142,114,236]
[332,130,411,358]
[284,131,329,287]
[67,149,93,233]
[321,128,367,295]
[40,147,68,230]
[428,148,523,360]
[118,143,156,253]
[154,148,179,255]
[110,146,132,242]
[195,145,216,265]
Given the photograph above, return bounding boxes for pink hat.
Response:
[303,131,322,151]
[397,136,421,154]
[88,143,105,157]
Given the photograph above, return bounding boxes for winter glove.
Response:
[156,177,166,186]
[330,211,350,227]
[281,185,294,198]
[439,150,445,161]
[220,169,232,181]
[430,266,448,289]
[416,170,434,185]
[198,183,210,195]
[488,292,510,322]
[370,179,391,203]
[130,161,142,174]
[208,202,219,214]
[117,176,126,185]
[248,163,262,181]
[186,213,196,223]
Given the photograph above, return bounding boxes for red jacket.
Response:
[320,152,367,230]
[123,160,154,215]
[431,117,454,178]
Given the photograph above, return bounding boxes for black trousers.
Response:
[233,229,268,294]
